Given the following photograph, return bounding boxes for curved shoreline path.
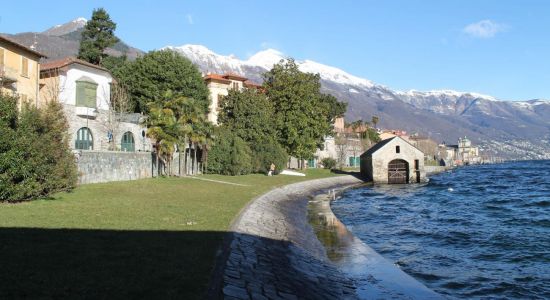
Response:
[213,175,442,300]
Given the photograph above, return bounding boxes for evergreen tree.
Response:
[78,8,119,65]
[117,50,210,114]
[217,88,288,174]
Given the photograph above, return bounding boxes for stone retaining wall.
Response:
[216,176,364,300]
[425,165,452,175]
[75,151,188,184]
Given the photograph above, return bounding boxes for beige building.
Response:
[0,35,46,107]
[360,136,426,184]
[203,73,261,125]
[457,136,480,164]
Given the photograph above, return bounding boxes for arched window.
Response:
[75,127,93,150]
[121,131,135,152]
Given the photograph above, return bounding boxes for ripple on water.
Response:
[332,161,550,299]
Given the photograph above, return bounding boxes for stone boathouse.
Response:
[360,136,426,184]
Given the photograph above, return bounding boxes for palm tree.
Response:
[371,115,379,130]
[198,122,215,174]
[145,102,177,176]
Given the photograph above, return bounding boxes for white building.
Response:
[40,57,151,152]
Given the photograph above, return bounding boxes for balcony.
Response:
[75,106,98,119]
[0,64,19,84]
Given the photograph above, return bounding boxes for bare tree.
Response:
[101,81,131,151]
[334,133,349,170]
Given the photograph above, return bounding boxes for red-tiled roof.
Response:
[223,72,248,81]
[243,80,262,88]
[204,73,231,84]
[40,57,109,73]
[0,35,47,58]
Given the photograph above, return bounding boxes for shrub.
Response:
[207,129,252,175]
[321,157,337,170]
[0,94,77,202]
[250,137,288,175]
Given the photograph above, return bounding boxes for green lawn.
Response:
[0,169,339,299]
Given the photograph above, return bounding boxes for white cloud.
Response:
[463,20,507,38]
[186,14,194,25]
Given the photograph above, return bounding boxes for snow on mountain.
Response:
[163,44,247,74]
[43,17,87,36]
[299,59,375,88]
[245,49,285,70]
[396,89,498,102]
[167,44,377,89]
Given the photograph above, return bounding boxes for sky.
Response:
[1,0,549,101]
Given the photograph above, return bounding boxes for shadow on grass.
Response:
[0,227,230,300]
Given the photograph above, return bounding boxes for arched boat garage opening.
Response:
[388,159,409,184]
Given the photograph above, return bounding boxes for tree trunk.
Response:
[204,149,208,175]
[193,143,197,175]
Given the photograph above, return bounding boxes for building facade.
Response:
[360,136,426,184]
[0,35,46,107]
[204,73,261,125]
[40,57,151,152]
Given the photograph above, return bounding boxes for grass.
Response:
[0,169,340,299]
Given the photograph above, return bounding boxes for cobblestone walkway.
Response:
[216,176,364,300]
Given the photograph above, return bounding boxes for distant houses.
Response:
[439,136,481,166]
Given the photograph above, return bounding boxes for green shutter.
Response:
[76,81,97,108]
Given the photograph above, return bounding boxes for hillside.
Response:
[1,17,142,61]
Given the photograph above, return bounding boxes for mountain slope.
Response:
[2,18,143,61]
[165,44,550,160]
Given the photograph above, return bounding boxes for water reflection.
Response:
[307,189,442,299]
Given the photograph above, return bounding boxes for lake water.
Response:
[331,161,550,299]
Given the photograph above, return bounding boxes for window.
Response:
[232,82,239,90]
[21,57,29,77]
[415,159,419,170]
[76,80,98,108]
[0,48,4,66]
[217,94,225,109]
[75,127,93,150]
[396,145,400,153]
[121,131,135,152]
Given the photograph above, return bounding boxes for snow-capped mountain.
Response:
[164,44,377,88]
[43,17,87,36]
[166,44,550,159]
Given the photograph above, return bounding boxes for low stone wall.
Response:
[76,151,153,184]
[425,165,451,175]
[76,151,190,184]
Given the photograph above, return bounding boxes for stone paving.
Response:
[216,176,364,300]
